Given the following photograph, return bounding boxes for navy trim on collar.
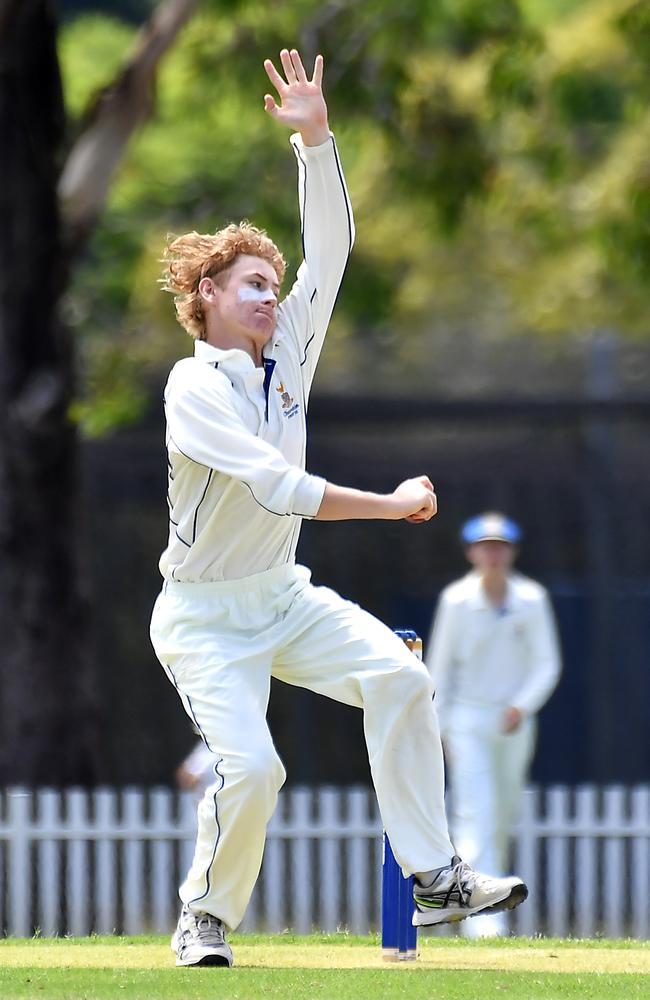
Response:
[262,357,277,422]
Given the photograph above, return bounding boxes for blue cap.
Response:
[461,512,521,546]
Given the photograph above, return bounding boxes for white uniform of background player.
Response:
[150,51,527,967]
[426,513,561,936]
[176,739,218,800]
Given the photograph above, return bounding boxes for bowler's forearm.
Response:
[314,483,398,521]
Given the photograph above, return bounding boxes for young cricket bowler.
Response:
[150,48,528,968]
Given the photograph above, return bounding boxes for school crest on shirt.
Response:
[276,381,300,419]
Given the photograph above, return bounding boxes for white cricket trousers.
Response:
[150,563,454,930]
[444,703,536,878]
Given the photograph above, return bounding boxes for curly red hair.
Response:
[161,223,286,340]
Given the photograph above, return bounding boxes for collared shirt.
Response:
[158,133,354,582]
[425,571,561,723]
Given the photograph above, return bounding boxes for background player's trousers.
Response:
[442,704,535,936]
[443,702,536,878]
[150,563,454,930]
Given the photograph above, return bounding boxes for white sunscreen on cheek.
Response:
[237,287,277,304]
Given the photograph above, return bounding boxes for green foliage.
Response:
[61,1,157,23]
[446,0,527,54]
[58,0,650,431]
[394,89,494,231]
[618,0,650,62]
[551,68,625,125]
[58,14,136,119]
[488,36,543,108]
[520,0,587,25]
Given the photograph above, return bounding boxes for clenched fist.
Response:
[390,476,437,523]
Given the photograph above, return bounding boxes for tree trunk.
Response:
[0,0,99,783]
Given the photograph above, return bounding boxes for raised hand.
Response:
[263,49,329,147]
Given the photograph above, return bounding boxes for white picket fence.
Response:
[1,784,649,939]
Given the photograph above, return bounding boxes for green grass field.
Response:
[1,934,649,1000]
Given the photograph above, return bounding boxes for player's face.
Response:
[209,255,280,345]
[466,540,516,573]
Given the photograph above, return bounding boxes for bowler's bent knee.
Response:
[229,743,287,803]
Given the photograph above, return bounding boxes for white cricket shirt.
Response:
[425,571,561,722]
[159,133,354,582]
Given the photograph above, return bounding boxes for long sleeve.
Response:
[511,592,562,715]
[425,592,458,731]
[278,133,355,392]
[165,363,325,519]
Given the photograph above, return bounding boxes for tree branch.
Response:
[58,0,198,254]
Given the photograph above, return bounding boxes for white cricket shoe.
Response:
[412,855,527,927]
[171,905,233,967]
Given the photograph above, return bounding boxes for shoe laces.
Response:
[446,859,475,902]
[450,858,494,895]
[189,911,226,946]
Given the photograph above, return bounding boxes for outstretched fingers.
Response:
[263,58,286,95]
[263,48,328,133]
[280,48,298,84]
[265,50,324,92]
[289,49,308,84]
[312,53,324,87]
[263,94,279,117]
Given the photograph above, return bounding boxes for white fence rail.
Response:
[1,784,649,938]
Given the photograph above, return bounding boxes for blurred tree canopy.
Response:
[59,0,650,432]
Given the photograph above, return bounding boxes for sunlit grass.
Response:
[1,933,650,999]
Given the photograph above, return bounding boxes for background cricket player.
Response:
[149,48,528,968]
[426,512,561,937]
[175,738,218,800]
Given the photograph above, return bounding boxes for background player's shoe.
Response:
[461,911,507,938]
[412,856,527,927]
[171,905,233,967]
